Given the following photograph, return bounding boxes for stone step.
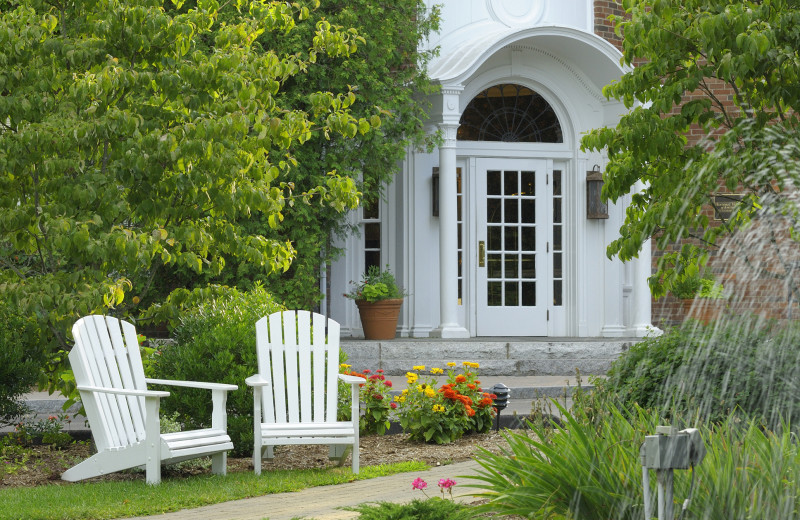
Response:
[341,338,634,376]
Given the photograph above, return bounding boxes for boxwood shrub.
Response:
[598,317,800,429]
[0,301,45,426]
[151,285,283,456]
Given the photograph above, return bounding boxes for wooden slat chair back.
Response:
[246,311,363,474]
[62,315,237,484]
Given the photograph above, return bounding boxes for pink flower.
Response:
[438,478,456,489]
[411,477,427,490]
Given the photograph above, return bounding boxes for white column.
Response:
[630,180,661,337]
[431,100,469,337]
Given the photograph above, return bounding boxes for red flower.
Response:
[384,381,393,387]
[372,394,384,400]
[363,369,371,374]
[390,402,398,409]
[376,369,384,374]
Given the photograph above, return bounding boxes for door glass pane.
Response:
[364,223,381,248]
[521,254,536,278]
[458,223,463,249]
[505,281,519,306]
[554,280,563,306]
[554,252,562,278]
[504,170,518,195]
[520,171,535,195]
[504,199,518,223]
[521,199,535,223]
[487,254,502,278]
[553,198,562,223]
[505,255,518,278]
[553,226,562,251]
[522,282,536,306]
[553,171,562,196]
[521,227,535,251]
[487,199,501,223]
[505,228,518,251]
[365,251,380,271]
[488,226,501,250]
[488,282,502,306]
[487,170,501,195]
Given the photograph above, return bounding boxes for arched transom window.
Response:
[457,84,563,143]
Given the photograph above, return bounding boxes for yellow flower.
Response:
[402,389,409,395]
[339,363,351,369]
[416,385,425,393]
[432,404,445,413]
[462,361,480,368]
[446,362,456,367]
[430,367,444,375]
[424,387,436,398]
[406,372,419,384]
[412,365,426,371]
[395,395,406,403]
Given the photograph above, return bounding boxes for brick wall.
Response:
[593,1,797,328]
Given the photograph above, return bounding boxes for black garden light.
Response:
[491,383,510,431]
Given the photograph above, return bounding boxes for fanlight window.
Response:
[458,84,563,143]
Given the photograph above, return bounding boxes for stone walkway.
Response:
[126,460,486,520]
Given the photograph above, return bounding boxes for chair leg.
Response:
[253,439,261,476]
[211,452,227,476]
[352,441,359,474]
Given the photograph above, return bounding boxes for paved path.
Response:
[126,460,486,520]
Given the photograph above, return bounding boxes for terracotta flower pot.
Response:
[356,298,403,340]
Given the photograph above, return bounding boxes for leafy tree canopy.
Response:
[582,0,800,296]
[159,0,441,309]
[0,0,376,359]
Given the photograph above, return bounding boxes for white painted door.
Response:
[476,159,549,336]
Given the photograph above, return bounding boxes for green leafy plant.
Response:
[150,285,283,456]
[7,414,72,448]
[344,265,406,302]
[670,269,722,299]
[595,317,800,429]
[396,363,496,444]
[0,302,45,427]
[345,497,471,520]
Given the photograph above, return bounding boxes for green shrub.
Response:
[150,285,283,456]
[346,498,472,520]
[0,302,45,427]
[597,317,800,429]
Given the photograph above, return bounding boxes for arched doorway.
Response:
[458,84,565,336]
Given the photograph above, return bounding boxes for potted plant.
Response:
[345,265,406,340]
[671,270,724,323]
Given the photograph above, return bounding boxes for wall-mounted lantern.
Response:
[586,165,608,219]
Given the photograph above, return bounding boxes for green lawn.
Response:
[0,462,427,520]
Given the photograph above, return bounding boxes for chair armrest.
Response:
[145,378,237,392]
[77,385,170,398]
[338,374,365,385]
[245,375,271,387]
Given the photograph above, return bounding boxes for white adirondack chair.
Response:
[246,311,363,474]
[62,315,238,485]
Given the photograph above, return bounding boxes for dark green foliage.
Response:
[150,286,283,456]
[345,498,472,520]
[597,318,800,428]
[0,302,44,426]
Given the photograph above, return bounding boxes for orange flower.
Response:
[465,405,476,417]
[455,374,467,383]
[479,397,493,407]
[467,383,476,390]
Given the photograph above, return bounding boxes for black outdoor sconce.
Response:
[432,167,440,217]
[587,164,608,219]
[491,383,510,431]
